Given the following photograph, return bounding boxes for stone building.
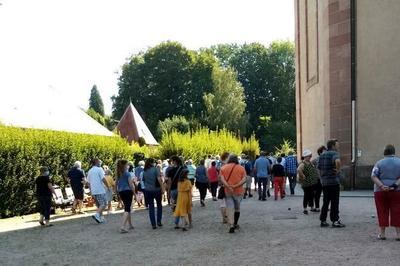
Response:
[295,0,400,188]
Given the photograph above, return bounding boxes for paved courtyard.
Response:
[0,192,398,266]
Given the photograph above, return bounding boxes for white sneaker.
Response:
[100,216,106,223]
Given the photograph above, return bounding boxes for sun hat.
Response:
[302,149,312,158]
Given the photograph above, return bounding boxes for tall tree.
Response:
[203,67,247,132]
[89,85,105,116]
[211,41,296,150]
[112,41,217,134]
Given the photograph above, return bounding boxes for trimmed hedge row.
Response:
[0,126,137,218]
[158,128,260,163]
[0,126,259,218]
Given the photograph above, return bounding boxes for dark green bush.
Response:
[0,126,136,218]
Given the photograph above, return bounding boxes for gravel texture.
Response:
[0,193,398,266]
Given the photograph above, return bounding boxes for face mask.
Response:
[44,171,50,176]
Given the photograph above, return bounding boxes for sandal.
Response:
[378,234,386,240]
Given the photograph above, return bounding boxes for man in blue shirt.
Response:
[254,151,271,201]
[284,151,298,195]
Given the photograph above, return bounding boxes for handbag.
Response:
[217,165,237,199]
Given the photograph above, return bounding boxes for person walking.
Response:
[174,169,193,231]
[241,155,253,199]
[220,154,247,233]
[271,157,285,200]
[186,159,196,185]
[284,152,298,195]
[371,144,400,240]
[195,159,209,207]
[252,155,260,193]
[207,161,219,201]
[254,152,271,201]
[67,161,86,214]
[311,146,327,212]
[318,139,345,228]
[167,156,185,211]
[143,158,164,229]
[103,165,115,215]
[217,152,230,224]
[87,158,109,224]
[115,159,135,233]
[297,150,319,214]
[36,166,56,227]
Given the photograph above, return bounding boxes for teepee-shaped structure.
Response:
[116,103,158,146]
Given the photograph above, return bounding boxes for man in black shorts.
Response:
[67,161,86,214]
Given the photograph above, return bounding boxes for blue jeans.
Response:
[287,173,297,195]
[170,189,178,203]
[258,178,270,199]
[145,190,162,226]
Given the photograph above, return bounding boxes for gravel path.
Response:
[0,194,398,266]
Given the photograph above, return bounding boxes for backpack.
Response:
[244,161,252,175]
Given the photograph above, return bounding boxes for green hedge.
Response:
[0,126,137,218]
[0,126,260,218]
[158,128,260,163]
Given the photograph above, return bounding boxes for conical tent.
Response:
[116,103,159,145]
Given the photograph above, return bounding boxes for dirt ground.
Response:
[0,192,398,266]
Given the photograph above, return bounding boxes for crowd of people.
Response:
[34,140,400,239]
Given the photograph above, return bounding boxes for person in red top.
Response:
[207,161,219,201]
[220,154,247,233]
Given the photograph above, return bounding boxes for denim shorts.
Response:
[225,195,242,211]
[105,188,113,202]
[170,189,178,202]
[93,194,107,208]
[245,176,252,187]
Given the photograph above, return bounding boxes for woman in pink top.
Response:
[207,161,219,201]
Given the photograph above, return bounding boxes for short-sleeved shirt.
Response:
[207,166,219,183]
[68,167,85,187]
[117,171,132,192]
[143,167,161,192]
[318,150,340,187]
[134,167,144,179]
[254,156,271,178]
[284,155,298,175]
[187,164,196,180]
[300,161,319,187]
[87,166,106,195]
[272,164,285,177]
[195,166,208,183]
[36,175,52,197]
[372,155,400,192]
[220,163,246,196]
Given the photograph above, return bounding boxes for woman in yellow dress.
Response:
[174,169,192,231]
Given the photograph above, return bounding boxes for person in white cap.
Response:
[297,149,319,214]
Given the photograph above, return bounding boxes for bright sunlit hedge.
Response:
[158,128,260,163]
[0,125,259,218]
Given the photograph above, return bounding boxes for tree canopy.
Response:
[203,67,247,132]
[112,41,296,151]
